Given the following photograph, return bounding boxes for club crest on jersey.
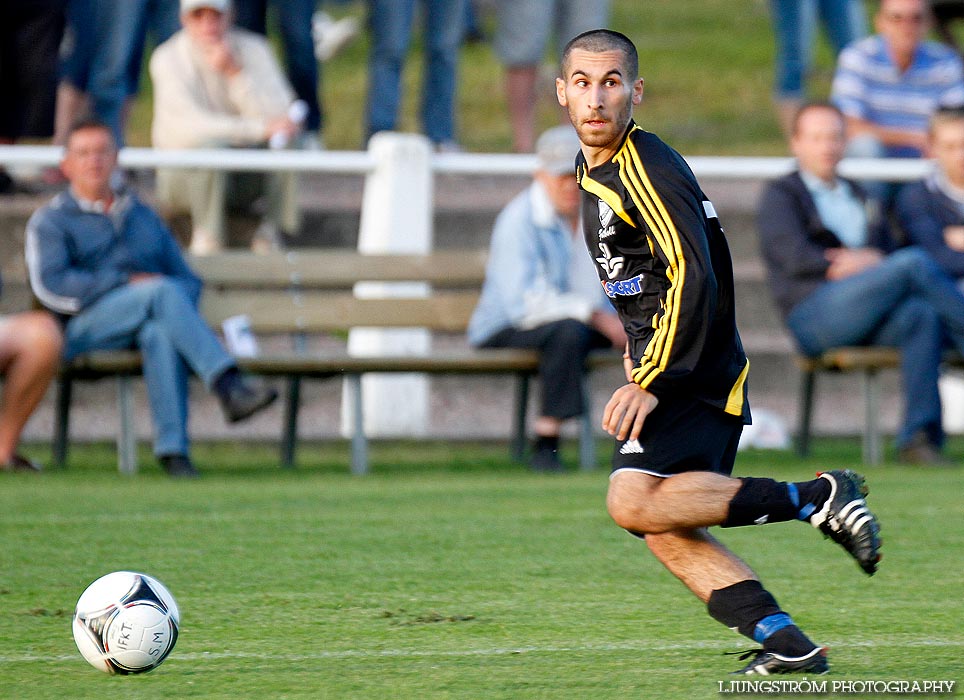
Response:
[598,199,614,227]
[604,273,645,298]
[595,242,624,279]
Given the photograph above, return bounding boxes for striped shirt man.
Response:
[831,34,964,157]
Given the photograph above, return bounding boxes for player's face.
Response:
[61,127,118,199]
[556,49,643,167]
[790,107,846,183]
[930,120,964,187]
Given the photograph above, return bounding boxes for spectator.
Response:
[150,0,303,255]
[25,118,278,478]
[768,0,867,134]
[468,126,625,471]
[758,102,964,465]
[0,1,68,193]
[365,0,468,151]
[494,0,610,153]
[831,0,964,159]
[896,106,964,281]
[0,273,62,473]
[233,0,324,149]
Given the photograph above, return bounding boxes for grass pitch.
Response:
[0,440,961,699]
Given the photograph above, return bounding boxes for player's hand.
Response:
[602,383,658,441]
[129,272,160,284]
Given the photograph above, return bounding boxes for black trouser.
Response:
[482,319,610,420]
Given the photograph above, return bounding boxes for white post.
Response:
[341,132,433,438]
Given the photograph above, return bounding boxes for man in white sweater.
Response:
[150,0,303,254]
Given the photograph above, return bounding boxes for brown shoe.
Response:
[0,454,43,473]
[896,433,955,467]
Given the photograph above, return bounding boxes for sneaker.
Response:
[809,469,881,575]
[0,454,43,473]
[159,454,200,479]
[218,375,278,423]
[730,647,829,675]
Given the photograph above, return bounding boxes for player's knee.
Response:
[607,479,658,534]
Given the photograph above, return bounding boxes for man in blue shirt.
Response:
[26,118,277,477]
[469,126,625,471]
[831,0,964,158]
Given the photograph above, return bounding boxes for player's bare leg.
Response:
[643,527,757,602]
[607,470,740,534]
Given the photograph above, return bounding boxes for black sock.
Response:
[722,477,800,527]
[790,477,832,521]
[533,435,559,454]
[707,580,817,657]
[213,365,241,398]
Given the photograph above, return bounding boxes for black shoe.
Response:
[730,647,829,675]
[809,470,881,575]
[0,454,43,473]
[530,447,565,473]
[218,376,278,423]
[159,454,200,479]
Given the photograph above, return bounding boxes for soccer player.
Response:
[555,29,882,675]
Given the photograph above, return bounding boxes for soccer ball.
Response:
[71,571,180,674]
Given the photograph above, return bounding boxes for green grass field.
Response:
[0,440,960,699]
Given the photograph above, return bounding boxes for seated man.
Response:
[758,102,964,465]
[0,272,62,472]
[150,0,303,255]
[831,0,964,159]
[468,126,625,472]
[25,118,277,477]
[896,106,964,282]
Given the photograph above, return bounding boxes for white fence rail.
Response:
[0,144,934,181]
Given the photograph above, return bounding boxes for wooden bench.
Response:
[795,346,964,465]
[53,250,621,475]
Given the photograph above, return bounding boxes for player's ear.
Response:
[555,77,568,107]
[632,78,644,106]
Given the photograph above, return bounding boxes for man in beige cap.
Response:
[150,0,303,254]
[468,125,625,471]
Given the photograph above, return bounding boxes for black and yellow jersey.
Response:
[576,122,750,422]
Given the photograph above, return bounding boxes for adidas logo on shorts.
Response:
[619,439,645,455]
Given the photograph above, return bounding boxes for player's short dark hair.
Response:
[561,29,638,81]
[791,101,844,136]
[65,116,115,148]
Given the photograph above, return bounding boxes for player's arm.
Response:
[602,381,658,440]
[622,143,716,401]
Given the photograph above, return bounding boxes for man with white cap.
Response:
[468,125,625,471]
[150,0,303,254]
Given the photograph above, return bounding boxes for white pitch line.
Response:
[3,638,961,665]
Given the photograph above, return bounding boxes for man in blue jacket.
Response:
[759,102,964,465]
[25,118,277,477]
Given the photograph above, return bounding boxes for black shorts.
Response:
[611,396,744,478]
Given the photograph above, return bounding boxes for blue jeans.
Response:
[64,279,235,457]
[769,0,866,99]
[786,248,964,447]
[365,0,467,145]
[88,0,180,146]
[234,0,322,132]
